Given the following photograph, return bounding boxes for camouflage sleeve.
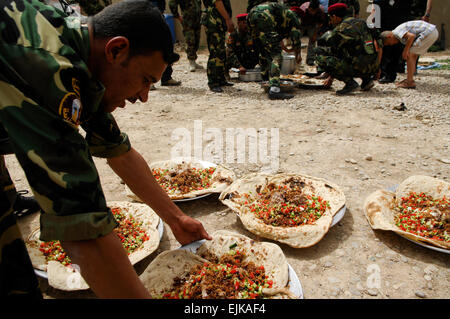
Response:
[0,0,117,241]
[322,23,351,48]
[226,32,241,68]
[83,112,132,158]
[0,83,117,242]
[287,11,302,50]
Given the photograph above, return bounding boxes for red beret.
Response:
[290,6,302,15]
[236,13,248,20]
[328,3,348,14]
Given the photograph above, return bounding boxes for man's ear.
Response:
[104,36,130,63]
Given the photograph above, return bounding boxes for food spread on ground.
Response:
[394,192,449,243]
[364,175,450,251]
[152,166,217,196]
[19,201,161,290]
[140,231,298,299]
[242,178,331,228]
[160,247,275,299]
[39,206,151,267]
[281,74,326,86]
[219,173,346,248]
[126,158,235,201]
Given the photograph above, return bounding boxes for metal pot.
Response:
[239,68,262,82]
[281,54,296,75]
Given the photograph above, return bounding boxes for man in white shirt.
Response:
[381,20,438,89]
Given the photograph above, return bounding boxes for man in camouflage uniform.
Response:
[328,0,359,17]
[225,13,260,76]
[247,0,278,13]
[314,3,381,94]
[201,0,235,92]
[169,0,203,72]
[0,0,210,298]
[248,3,302,100]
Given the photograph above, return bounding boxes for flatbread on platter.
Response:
[18,201,161,291]
[126,157,235,201]
[281,74,326,87]
[219,173,346,248]
[364,175,449,250]
[140,230,297,299]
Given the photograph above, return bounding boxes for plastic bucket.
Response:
[164,13,176,44]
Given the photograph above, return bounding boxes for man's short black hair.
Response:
[91,0,178,64]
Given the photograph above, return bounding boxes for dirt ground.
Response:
[5,44,450,299]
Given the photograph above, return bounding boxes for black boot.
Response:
[268,87,294,100]
[336,79,359,95]
[361,77,375,91]
[209,86,223,93]
[13,191,40,218]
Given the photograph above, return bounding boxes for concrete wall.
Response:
[170,0,449,49]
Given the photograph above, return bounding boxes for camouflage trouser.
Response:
[314,47,379,83]
[182,16,201,61]
[258,46,282,87]
[300,25,317,65]
[248,10,283,87]
[206,30,227,87]
[0,149,42,298]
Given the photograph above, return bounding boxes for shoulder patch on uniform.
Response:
[59,92,82,126]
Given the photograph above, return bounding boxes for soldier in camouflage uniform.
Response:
[0,0,210,298]
[328,0,360,17]
[247,3,302,99]
[314,3,381,94]
[201,0,235,92]
[247,0,277,13]
[169,0,204,72]
[225,13,260,75]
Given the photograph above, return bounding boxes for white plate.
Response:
[173,193,213,203]
[34,217,164,279]
[179,240,304,299]
[331,205,346,227]
[385,185,449,254]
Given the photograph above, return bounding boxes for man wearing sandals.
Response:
[380,20,438,89]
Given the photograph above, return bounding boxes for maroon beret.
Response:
[236,13,248,21]
[327,3,348,14]
[290,6,302,15]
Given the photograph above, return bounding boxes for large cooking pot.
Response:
[281,54,296,75]
[239,68,262,82]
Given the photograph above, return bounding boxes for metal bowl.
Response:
[239,69,262,82]
[261,80,297,93]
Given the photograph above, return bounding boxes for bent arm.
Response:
[402,32,416,59]
[61,231,150,298]
[107,147,211,244]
